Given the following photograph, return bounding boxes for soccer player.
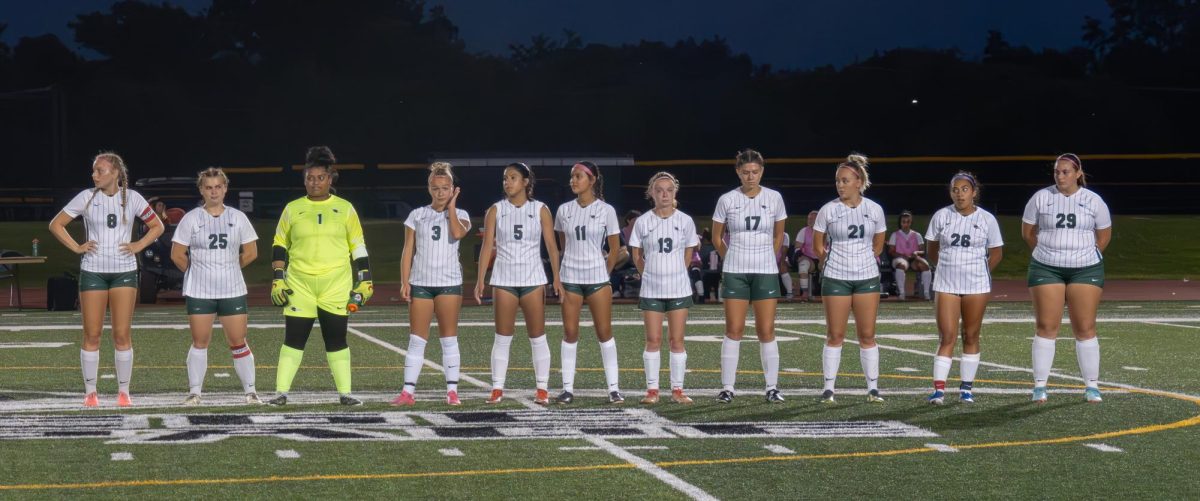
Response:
[711,149,788,404]
[554,161,623,404]
[1022,153,1112,403]
[393,162,471,406]
[887,211,931,300]
[473,162,563,405]
[814,153,886,404]
[793,210,820,301]
[48,152,164,407]
[924,172,1003,404]
[630,172,699,405]
[267,146,373,406]
[170,168,261,405]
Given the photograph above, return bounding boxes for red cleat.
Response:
[390,391,416,406]
[117,392,132,407]
[446,390,462,406]
[83,392,99,408]
[534,389,550,405]
[486,389,504,404]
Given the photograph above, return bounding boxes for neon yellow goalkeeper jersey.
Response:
[273,195,368,276]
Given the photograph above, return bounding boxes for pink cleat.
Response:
[83,392,99,408]
[446,390,462,406]
[117,392,132,407]
[390,391,416,406]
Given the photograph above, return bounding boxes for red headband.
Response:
[572,163,595,177]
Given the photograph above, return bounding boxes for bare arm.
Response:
[814,230,827,260]
[171,242,189,273]
[447,188,470,241]
[773,219,786,273]
[872,232,885,257]
[988,246,1003,271]
[632,246,645,275]
[473,206,497,304]
[123,215,164,255]
[1095,227,1112,254]
[540,206,563,297]
[400,227,416,302]
[605,234,621,274]
[712,222,727,259]
[1021,222,1038,251]
[48,211,94,254]
[926,240,940,268]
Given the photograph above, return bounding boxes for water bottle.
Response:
[347,292,364,312]
[32,238,39,257]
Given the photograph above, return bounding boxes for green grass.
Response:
[3,215,1197,291]
[1,302,1199,498]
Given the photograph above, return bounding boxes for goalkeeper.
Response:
[267,146,373,406]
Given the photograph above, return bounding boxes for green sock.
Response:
[327,348,352,395]
[275,345,305,393]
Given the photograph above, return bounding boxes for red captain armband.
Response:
[138,206,156,222]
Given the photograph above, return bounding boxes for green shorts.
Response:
[721,273,782,301]
[821,276,882,296]
[493,285,544,298]
[1027,259,1105,288]
[411,284,463,300]
[562,282,610,298]
[79,270,138,291]
[639,296,693,312]
[186,295,249,316]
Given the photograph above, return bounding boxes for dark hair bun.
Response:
[305,146,336,167]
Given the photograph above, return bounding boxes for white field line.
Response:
[1083,443,1124,453]
[774,327,1200,400]
[925,443,959,453]
[6,316,1200,331]
[110,452,134,461]
[348,326,716,501]
[1142,321,1200,330]
[275,450,301,459]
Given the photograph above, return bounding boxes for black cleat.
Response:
[267,394,288,406]
[866,389,885,403]
[819,390,835,403]
[608,391,625,404]
[339,395,363,406]
[716,390,734,404]
[556,391,574,405]
[765,389,785,403]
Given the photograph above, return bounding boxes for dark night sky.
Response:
[2,0,1111,69]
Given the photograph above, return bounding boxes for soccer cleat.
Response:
[608,391,625,404]
[716,390,734,404]
[267,394,288,406]
[927,390,945,405]
[83,392,99,408]
[245,393,263,405]
[959,382,975,403]
[182,394,201,406]
[641,389,660,404]
[765,389,784,403]
[390,391,416,406]
[671,389,694,404]
[819,390,835,403]
[866,389,884,403]
[486,389,504,404]
[1031,386,1048,403]
[534,389,550,406]
[117,392,132,407]
[555,391,574,405]
[1084,387,1103,403]
[339,395,364,406]
[446,390,462,406]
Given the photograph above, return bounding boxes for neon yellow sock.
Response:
[275,345,305,393]
[327,348,352,395]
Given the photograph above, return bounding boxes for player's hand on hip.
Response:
[118,242,140,255]
[76,241,98,254]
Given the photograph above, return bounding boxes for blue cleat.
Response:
[927,390,945,405]
[1031,386,1048,403]
[1084,387,1103,403]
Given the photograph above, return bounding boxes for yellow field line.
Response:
[0,463,636,491]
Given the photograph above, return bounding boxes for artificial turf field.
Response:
[1,301,1198,499]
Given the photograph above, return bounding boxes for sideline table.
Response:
[0,256,48,311]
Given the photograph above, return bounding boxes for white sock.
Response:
[780,273,793,296]
[760,340,780,391]
[114,348,133,394]
[440,337,460,392]
[643,350,660,390]
[919,270,932,298]
[491,333,513,390]
[932,355,952,387]
[230,343,255,394]
[894,269,906,298]
[694,280,704,296]
[959,352,980,384]
[530,335,551,390]
[1032,336,1056,387]
[81,349,99,394]
[822,345,842,391]
[560,340,578,393]
[669,351,687,390]
[186,346,208,395]
[1075,338,1100,388]
[799,275,810,293]
[403,334,427,393]
[720,336,740,392]
[860,345,880,391]
[599,338,620,392]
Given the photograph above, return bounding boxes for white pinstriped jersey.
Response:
[555,199,620,284]
[711,187,787,274]
[61,188,154,273]
[1022,186,1111,267]
[405,206,472,287]
[489,199,548,287]
[814,198,886,280]
[925,206,1003,295]
[629,210,699,299]
[172,206,258,299]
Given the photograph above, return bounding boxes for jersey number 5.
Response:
[513,224,524,240]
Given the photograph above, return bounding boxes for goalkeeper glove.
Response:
[352,269,374,305]
[270,268,293,307]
